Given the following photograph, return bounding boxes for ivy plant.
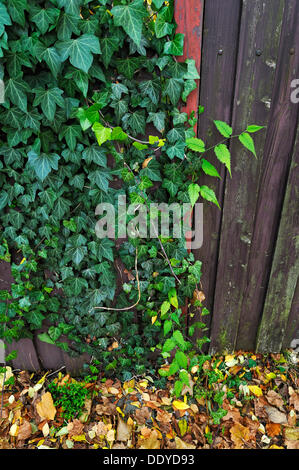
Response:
[0,0,263,386]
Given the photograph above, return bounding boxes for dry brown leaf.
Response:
[96,421,109,436]
[135,407,151,424]
[266,423,281,437]
[289,390,299,411]
[36,392,56,421]
[139,430,160,449]
[229,422,251,449]
[266,390,284,410]
[284,427,299,449]
[142,157,153,168]
[156,409,172,424]
[116,417,131,442]
[175,436,196,449]
[17,420,31,441]
[67,419,84,438]
[265,406,287,424]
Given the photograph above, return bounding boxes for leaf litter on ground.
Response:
[0,351,298,449]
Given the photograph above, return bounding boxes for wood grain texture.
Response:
[193,0,241,334]
[209,0,285,353]
[256,127,299,352]
[237,0,299,350]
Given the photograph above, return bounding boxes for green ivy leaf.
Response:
[5,77,30,112]
[92,122,112,147]
[7,0,27,27]
[56,34,101,73]
[163,34,184,56]
[33,87,64,121]
[27,151,60,181]
[111,0,147,46]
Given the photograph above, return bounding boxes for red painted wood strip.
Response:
[174,0,204,132]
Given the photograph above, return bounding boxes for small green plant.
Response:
[48,380,89,421]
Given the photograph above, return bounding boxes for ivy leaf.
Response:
[64,278,88,296]
[126,110,146,135]
[116,57,141,79]
[88,169,112,193]
[0,4,12,36]
[214,144,231,176]
[57,12,80,40]
[27,151,60,181]
[56,0,83,15]
[33,87,64,121]
[92,122,112,146]
[163,78,184,106]
[56,34,101,73]
[39,47,62,78]
[162,179,178,197]
[139,78,161,105]
[111,0,147,46]
[182,79,197,102]
[147,111,166,133]
[163,34,184,56]
[184,59,200,79]
[100,36,119,68]
[7,0,27,27]
[214,120,232,138]
[5,77,30,112]
[201,159,221,178]
[166,141,186,160]
[59,125,82,150]
[30,7,59,34]
[65,68,89,97]
[200,185,220,209]
[0,192,9,211]
[239,132,257,157]
[66,246,87,266]
[154,12,174,38]
[82,145,107,167]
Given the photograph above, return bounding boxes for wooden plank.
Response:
[192,0,241,328]
[209,0,285,353]
[237,0,299,350]
[174,0,204,130]
[256,128,299,352]
[6,339,40,372]
[35,328,65,371]
[283,279,299,350]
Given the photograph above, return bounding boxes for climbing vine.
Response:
[0,0,263,387]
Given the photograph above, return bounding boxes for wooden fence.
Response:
[1,0,298,372]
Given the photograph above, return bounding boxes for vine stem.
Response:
[91,247,140,312]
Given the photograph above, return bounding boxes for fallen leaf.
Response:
[116,418,131,442]
[140,430,160,449]
[173,400,189,410]
[289,389,299,411]
[266,423,281,437]
[284,427,299,449]
[17,420,31,441]
[266,390,284,410]
[175,436,196,449]
[36,392,56,421]
[248,385,263,397]
[67,419,84,438]
[0,367,14,391]
[230,423,251,449]
[265,406,287,424]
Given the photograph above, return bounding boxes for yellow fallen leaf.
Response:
[106,429,115,442]
[42,422,49,437]
[36,392,56,421]
[9,423,19,437]
[173,400,190,410]
[72,434,86,442]
[175,437,195,449]
[270,445,284,449]
[248,385,263,397]
[151,315,157,324]
[0,367,14,391]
